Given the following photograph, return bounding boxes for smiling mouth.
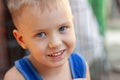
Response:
[48,49,65,57]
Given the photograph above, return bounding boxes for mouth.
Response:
[48,49,65,57]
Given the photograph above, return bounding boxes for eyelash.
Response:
[36,32,46,38]
[59,26,69,32]
[36,26,69,38]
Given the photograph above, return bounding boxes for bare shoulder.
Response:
[86,63,91,80]
[4,66,25,80]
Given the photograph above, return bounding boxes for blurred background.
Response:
[0,0,120,80]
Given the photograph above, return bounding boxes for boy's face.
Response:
[14,5,76,67]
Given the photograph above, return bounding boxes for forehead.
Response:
[17,4,73,29]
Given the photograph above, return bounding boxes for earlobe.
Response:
[13,29,27,49]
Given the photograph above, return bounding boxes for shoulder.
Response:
[70,53,91,80]
[4,66,25,80]
[86,63,91,80]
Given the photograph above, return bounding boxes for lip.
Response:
[47,49,66,60]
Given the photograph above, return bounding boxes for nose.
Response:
[48,34,62,49]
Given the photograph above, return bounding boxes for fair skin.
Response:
[4,4,90,80]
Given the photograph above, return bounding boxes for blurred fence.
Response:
[70,0,108,80]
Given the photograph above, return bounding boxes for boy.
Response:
[4,0,90,80]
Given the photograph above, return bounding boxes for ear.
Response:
[13,29,27,49]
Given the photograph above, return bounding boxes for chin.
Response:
[49,57,68,68]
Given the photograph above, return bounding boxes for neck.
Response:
[28,55,72,80]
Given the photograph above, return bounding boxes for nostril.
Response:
[48,42,54,48]
[48,41,62,49]
[48,34,62,49]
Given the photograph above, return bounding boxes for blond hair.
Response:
[7,0,72,25]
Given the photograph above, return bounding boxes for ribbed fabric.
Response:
[15,56,43,80]
[69,53,86,78]
[15,53,86,80]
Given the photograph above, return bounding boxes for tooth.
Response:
[49,50,63,57]
[54,54,57,56]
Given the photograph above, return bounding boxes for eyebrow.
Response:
[58,20,72,27]
[32,20,73,33]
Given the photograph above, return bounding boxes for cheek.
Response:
[28,44,46,61]
[64,32,76,51]
[26,39,47,54]
[69,35,76,50]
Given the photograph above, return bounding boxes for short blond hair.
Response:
[6,0,72,26]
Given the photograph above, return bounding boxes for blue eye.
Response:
[59,26,68,32]
[37,32,46,38]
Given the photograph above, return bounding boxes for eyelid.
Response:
[36,32,46,38]
[59,26,70,32]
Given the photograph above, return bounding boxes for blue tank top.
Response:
[15,53,86,80]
